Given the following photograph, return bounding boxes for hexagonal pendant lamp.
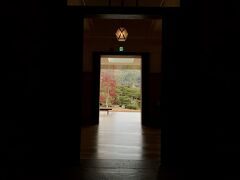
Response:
[115,27,128,42]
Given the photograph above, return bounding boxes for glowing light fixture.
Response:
[115,27,128,42]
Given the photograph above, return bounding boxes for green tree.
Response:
[115,85,141,110]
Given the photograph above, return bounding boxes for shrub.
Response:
[125,104,138,110]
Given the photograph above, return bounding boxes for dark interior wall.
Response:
[3,4,53,176]
[161,1,240,178]
[201,1,240,177]
[82,32,162,125]
[161,4,222,177]
[3,3,83,177]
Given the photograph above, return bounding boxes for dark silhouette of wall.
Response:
[161,1,240,179]
[3,3,83,178]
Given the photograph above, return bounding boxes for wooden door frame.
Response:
[67,5,180,126]
[92,52,149,125]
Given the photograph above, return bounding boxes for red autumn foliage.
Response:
[100,71,116,107]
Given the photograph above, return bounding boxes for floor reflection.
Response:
[80,112,160,161]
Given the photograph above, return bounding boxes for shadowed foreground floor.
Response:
[8,112,169,180]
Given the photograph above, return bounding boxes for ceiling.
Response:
[101,56,141,65]
[69,0,175,40]
[68,0,180,7]
[101,55,141,69]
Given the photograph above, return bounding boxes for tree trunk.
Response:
[105,86,110,107]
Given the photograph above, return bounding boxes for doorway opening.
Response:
[97,55,143,160]
[80,52,160,160]
[99,55,142,120]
